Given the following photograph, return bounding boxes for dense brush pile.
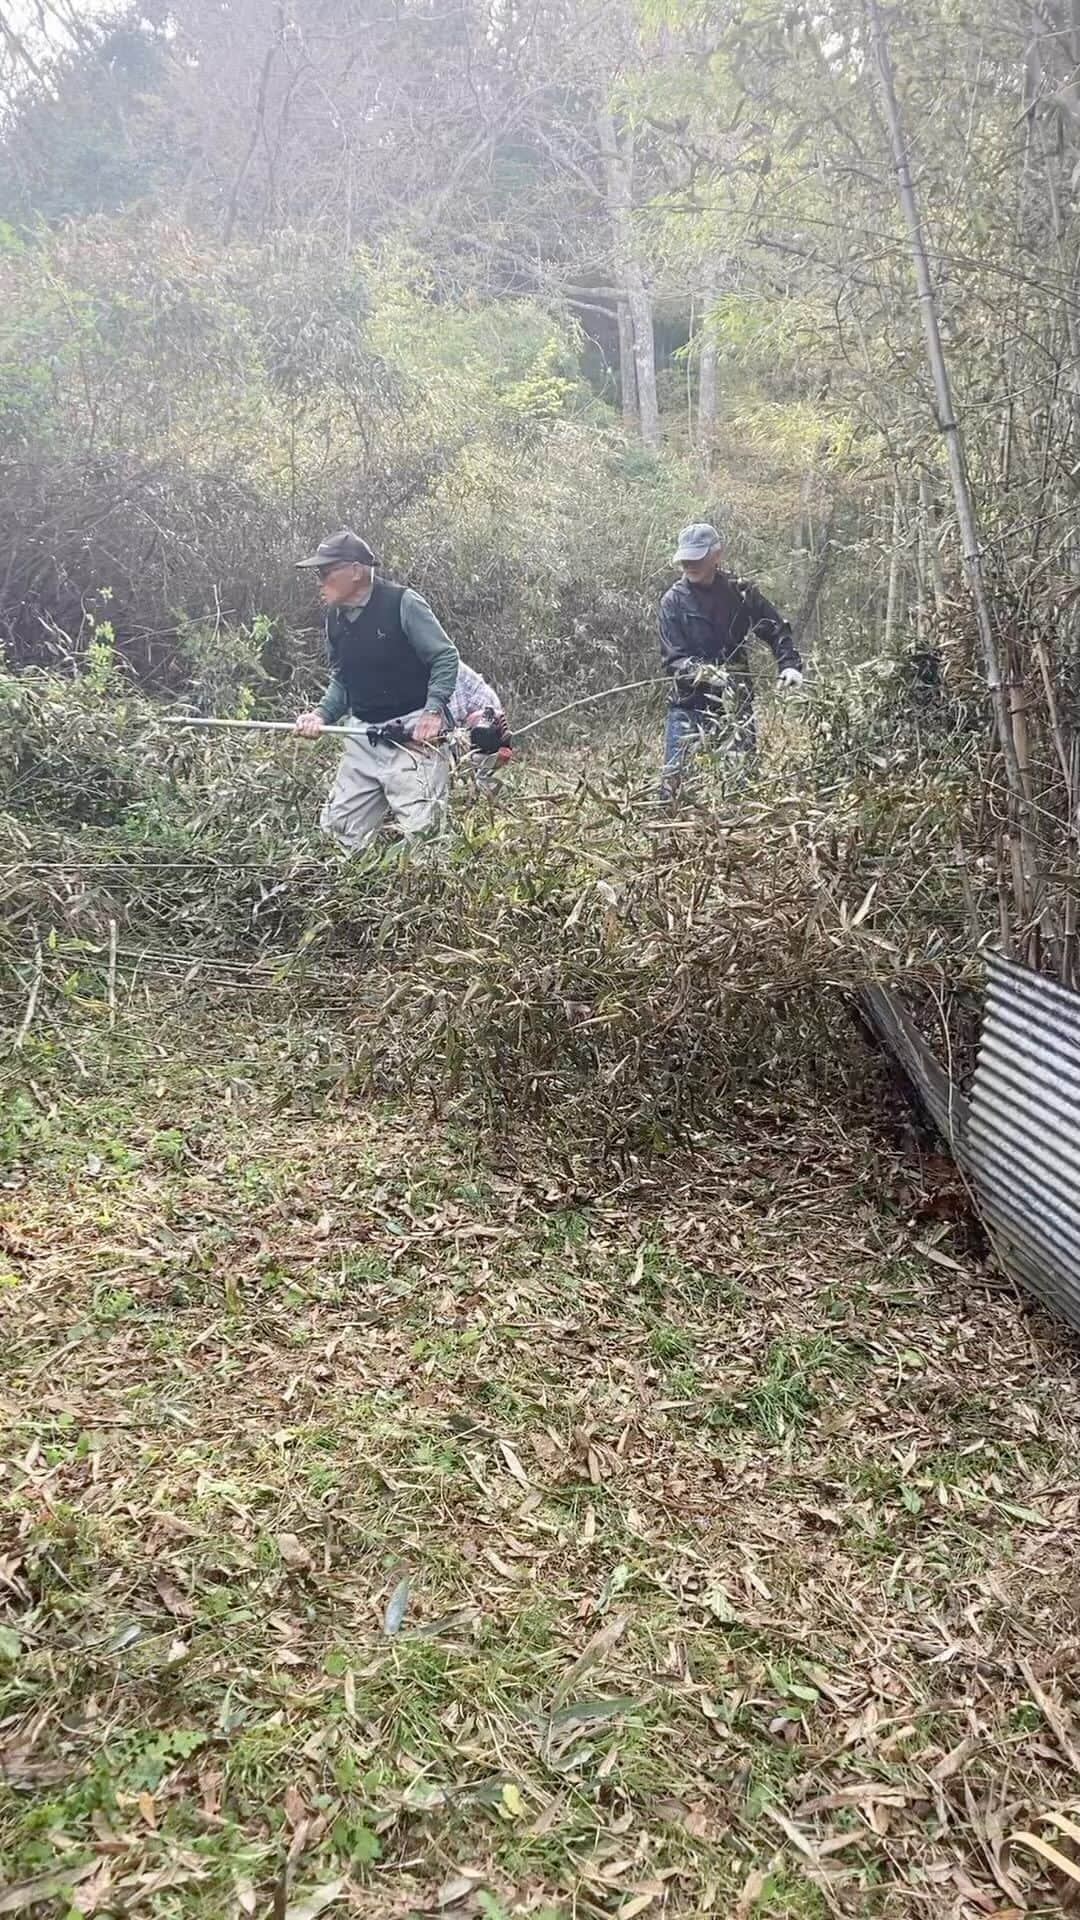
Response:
[1,667,984,1148]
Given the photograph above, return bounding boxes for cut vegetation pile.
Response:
[1,668,984,1150]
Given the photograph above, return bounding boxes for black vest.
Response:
[326,579,431,723]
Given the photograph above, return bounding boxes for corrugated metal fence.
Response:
[860,953,1080,1334]
[968,953,1080,1333]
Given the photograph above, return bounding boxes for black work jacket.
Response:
[659,572,801,711]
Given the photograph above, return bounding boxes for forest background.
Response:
[5,0,1058,717]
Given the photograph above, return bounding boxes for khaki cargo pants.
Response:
[320,713,449,851]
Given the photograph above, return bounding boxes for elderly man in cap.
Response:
[659,522,803,796]
[294,530,459,849]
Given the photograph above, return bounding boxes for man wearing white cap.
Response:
[659,522,802,796]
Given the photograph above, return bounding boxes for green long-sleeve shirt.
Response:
[316,588,459,725]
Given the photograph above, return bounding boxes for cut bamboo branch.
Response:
[1033,635,1072,789]
[108,918,118,1031]
[14,935,43,1052]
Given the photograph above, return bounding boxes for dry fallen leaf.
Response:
[555,1614,627,1702]
[155,1576,194,1619]
[1011,1828,1080,1888]
[282,1881,345,1920]
[735,1867,768,1917]
[498,1438,531,1487]
[930,1733,977,1781]
[0,1864,100,1915]
[68,1861,113,1917]
[384,1573,412,1635]
[618,1889,662,1918]
[276,1533,313,1572]
[437,1872,483,1908]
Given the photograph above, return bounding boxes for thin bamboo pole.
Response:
[157,678,669,746]
[865,0,1054,953]
[865,3,1018,771]
[883,479,903,652]
[159,715,360,737]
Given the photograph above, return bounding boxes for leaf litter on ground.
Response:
[3,994,1080,1915]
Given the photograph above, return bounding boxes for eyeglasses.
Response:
[316,562,350,582]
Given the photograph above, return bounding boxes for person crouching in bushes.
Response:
[449,660,513,792]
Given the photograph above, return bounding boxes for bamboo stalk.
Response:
[883,478,903,652]
[159,678,668,745]
[997,834,1014,959]
[865,0,1054,953]
[1033,635,1072,789]
[514,677,667,737]
[953,836,981,951]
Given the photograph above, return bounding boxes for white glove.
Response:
[778,667,803,690]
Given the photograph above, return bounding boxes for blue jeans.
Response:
[660,698,756,799]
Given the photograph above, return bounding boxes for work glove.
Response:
[778,667,803,690]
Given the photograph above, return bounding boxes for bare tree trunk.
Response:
[627,271,659,451]
[793,505,835,648]
[597,106,659,454]
[865,0,1049,944]
[616,300,638,428]
[1030,69,1080,599]
[697,270,719,451]
[798,467,813,556]
[223,44,275,245]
